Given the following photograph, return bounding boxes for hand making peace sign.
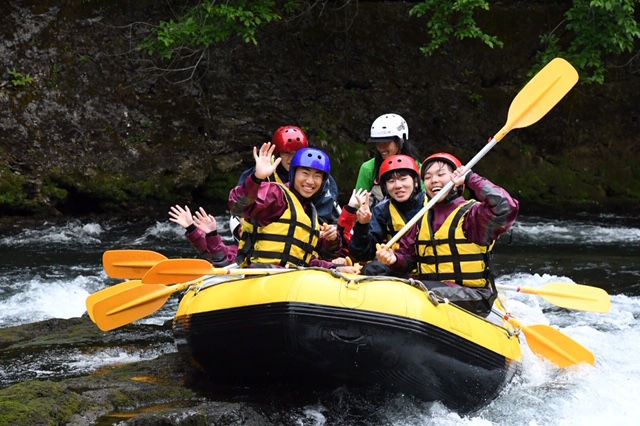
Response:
[355,191,372,224]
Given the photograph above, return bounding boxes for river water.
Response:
[1,213,639,424]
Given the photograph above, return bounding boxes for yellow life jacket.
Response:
[269,172,285,185]
[384,202,406,242]
[237,172,286,264]
[415,201,494,288]
[383,196,427,242]
[384,199,424,275]
[239,183,320,267]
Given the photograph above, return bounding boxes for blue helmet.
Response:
[289,148,331,183]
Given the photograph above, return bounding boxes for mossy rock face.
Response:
[0,316,198,424]
[2,1,640,218]
[0,314,283,424]
[0,381,88,426]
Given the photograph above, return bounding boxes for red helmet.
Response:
[271,126,308,154]
[379,155,420,182]
[421,152,462,177]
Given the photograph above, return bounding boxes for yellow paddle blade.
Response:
[85,280,142,322]
[103,250,167,279]
[497,282,611,313]
[493,57,579,142]
[142,259,215,284]
[92,282,190,331]
[532,282,610,312]
[507,316,595,368]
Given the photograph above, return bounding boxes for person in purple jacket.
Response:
[169,205,239,267]
[229,142,359,272]
[375,152,519,315]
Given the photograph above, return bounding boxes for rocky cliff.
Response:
[2,0,639,221]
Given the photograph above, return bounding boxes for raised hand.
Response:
[355,191,372,224]
[193,207,217,234]
[253,142,282,180]
[451,165,470,187]
[168,205,193,229]
[347,188,368,209]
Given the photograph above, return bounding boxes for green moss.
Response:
[200,170,239,201]
[0,381,87,426]
[326,142,370,199]
[0,166,28,208]
[54,172,129,202]
[41,181,68,201]
[0,401,39,425]
[300,114,372,203]
[486,149,640,214]
[49,171,177,210]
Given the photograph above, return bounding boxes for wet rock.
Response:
[0,316,255,425]
[0,316,358,425]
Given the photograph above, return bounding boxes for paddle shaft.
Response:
[141,258,298,284]
[146,267,292,281]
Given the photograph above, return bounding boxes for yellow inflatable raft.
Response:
[172,268,522,412]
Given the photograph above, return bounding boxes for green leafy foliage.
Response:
[409,0,503,55]
[406,0,640,83]
[139,0,282,59]
[537,0,640,84]
[8,69,34,87]
[137,0,640,84]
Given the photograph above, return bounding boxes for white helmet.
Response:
[368,113,408,144]
[229,215,242,242]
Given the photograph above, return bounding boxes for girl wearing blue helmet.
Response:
[235,126,340,224]
[229,142,358,272]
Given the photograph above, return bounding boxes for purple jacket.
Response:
[390,172,519,274]
[228,173,339,268]
[185,226,238,265]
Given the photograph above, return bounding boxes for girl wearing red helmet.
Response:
[375,152,520,316]
[348,155,426,272]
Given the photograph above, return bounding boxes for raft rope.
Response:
[180,266,518,337]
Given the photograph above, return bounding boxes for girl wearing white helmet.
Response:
[355,113,421,207]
